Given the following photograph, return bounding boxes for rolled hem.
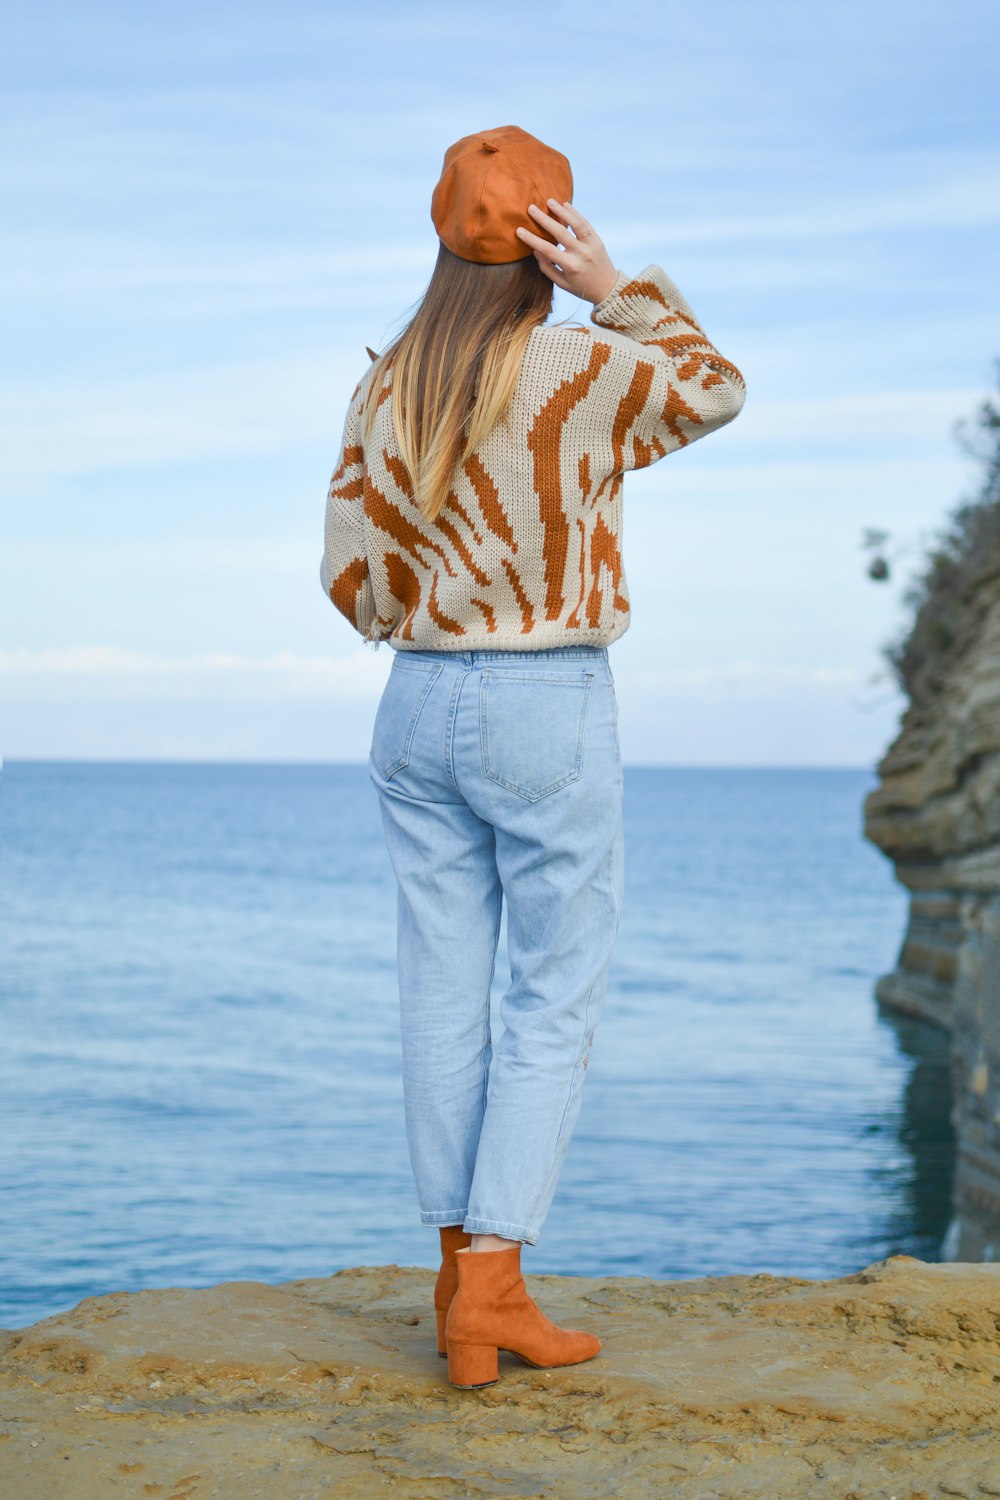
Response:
[462,1217,539,1245]
[420,1210,469,1226]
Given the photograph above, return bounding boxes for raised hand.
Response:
[515,198,619,305]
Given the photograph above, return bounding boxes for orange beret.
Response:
[430,125,574,265]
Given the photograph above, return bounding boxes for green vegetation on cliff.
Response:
[883,363,1000,705]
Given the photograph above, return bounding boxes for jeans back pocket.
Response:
[369,661,443,781]
[480,668,594,801]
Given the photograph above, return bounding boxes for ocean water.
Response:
[0,761,954,1330]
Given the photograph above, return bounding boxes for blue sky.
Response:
[3,0,998,765]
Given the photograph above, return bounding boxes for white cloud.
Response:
[0,232,434,301]
[615,167,1000,250]
[5,162,999,308]
[632,661,865,688]
[0,646,385,700]
[1,372,987,497]
[0,349,360,490]
[619,660,882,707]
[0,646,872,706]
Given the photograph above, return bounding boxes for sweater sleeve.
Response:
[589,264,746,472]
[319,380,379,641]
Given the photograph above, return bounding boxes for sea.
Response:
[0,761,955,1331]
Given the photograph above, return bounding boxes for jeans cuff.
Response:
[462,1216,539,1245]
[420,1209,470,1226]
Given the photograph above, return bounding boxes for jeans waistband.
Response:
[391,645,609,667]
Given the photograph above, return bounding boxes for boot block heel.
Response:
[436,1307,448,1357]
[447,1341,499,1389]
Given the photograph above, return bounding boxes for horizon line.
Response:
[1,756,881,773]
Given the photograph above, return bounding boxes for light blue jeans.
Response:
[367,644,624,1245]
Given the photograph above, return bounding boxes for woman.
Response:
[320,125,746,1389]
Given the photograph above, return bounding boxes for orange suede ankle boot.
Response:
[433,1225,473,1356]
[445,1244,602,1389]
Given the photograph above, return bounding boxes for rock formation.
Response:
[864,565,1000,1261]
[3,1257,1000,1498]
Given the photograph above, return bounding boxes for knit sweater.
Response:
[320,263,746,651]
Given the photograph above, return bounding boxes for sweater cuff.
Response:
[589,268,632,326]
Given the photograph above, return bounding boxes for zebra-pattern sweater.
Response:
[320,264,746,651]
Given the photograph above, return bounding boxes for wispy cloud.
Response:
[1,378,987,494]
[619,166,1000,250]
[0,350,357,489]
[0,647,872,704]
[8,164,1000,311]
[0,646,380,695]
[627,661,879,704]
[1,0,994,761]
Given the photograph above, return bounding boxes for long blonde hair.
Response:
[359,242,557,525]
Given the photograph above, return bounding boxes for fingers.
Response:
[525,201,578,245]
[515,198,599,293]
[544,197,594,237]
[517,201,590,257]
[515,223,565,261]
[539,260,572,291]
[513,228,570,287]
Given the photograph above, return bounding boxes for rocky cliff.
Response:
[864,562,1000,1261]
[3,1257,1000,1498]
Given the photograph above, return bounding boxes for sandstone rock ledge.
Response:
[863,566,1000,1259]
[2,1256,999,1500]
